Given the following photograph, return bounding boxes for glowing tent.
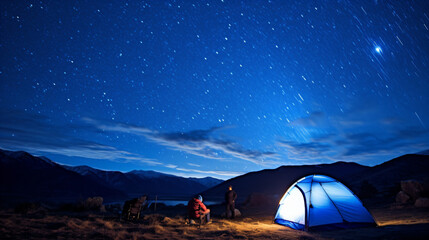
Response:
[274,174,376,231]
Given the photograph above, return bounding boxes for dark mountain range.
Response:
[188,177,224,189]
[417,149,429,155]
[0,150,126,203]
[346,154,429,197]
[62,165,142,193]
[202,161,370,203]
[129,170,173,179]
[0,149,223,205]
[203,153,429,205]
[64,166,223,198]
[2,148,428,207]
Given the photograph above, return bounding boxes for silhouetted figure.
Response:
[122,195,147,220]
[225,185,237,218]
[188,195,211,224]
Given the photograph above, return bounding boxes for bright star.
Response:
[375,46,382,54]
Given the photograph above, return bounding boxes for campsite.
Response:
[2,0,429,239]
[1,149,429,239]
[1,198,429,239]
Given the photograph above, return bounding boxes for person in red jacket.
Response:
[187,195,211,224]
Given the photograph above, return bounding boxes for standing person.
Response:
[187,195,211,224]
[225,185,237,219]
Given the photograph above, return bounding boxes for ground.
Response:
[0,205,428,239]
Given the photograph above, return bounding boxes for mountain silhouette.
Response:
[346,154,429,197]
[202,161,369,203]
[203,153,429,204]
[0,149,223,205]
[2,148,428,207]
[0,150,126,204]
[64,165,222,198]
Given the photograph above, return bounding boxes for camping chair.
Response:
[189,211,210,227]
[122,196,147,220]
[189,215,204,227]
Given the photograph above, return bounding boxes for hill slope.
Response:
[64,166,222,198]
[0,150,126,203]
[0,149,223,204]
[203,154,429,205]
[346,154,429,198]
[202,161,369,203]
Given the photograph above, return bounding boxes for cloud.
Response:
[82,117,152,135]
[3,140,161,165]
[289,107,395,130]
[143,128,226,160]
[147,132,278,165]
[0,110,265,179]
[340,128,429,157]
[290,111,325,127]
[175,167,244,177]
[380,117,403,126]
[0,110,159,165]
[165,164,178,169]
[278,126,429,162]
[187,163,201,167]
[280,105,429,163]
[85,118,279,165]
[278,140,334,158]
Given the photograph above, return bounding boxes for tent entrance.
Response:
[274,185,307,230]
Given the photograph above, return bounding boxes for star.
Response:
[0,0,428,179]
[375,46,382,54]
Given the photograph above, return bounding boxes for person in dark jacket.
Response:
[225,185,237,218]
[187,195,210,224]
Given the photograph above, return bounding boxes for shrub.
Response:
[80,197,105,212]
[14,202,40,214]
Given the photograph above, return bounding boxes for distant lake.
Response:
[106,198,222,207]
[148,200,221,206]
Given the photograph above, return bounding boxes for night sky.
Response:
[1,1,428,180]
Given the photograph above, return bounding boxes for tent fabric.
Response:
[274,174,376,231]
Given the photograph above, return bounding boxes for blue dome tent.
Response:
[274,174,376,231]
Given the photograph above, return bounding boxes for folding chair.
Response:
[122,196,147,220]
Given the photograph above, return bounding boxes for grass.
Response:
[0,206,428,239]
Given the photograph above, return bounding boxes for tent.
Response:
[274,174,376,231]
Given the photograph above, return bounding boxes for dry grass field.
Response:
[0,205,428,239]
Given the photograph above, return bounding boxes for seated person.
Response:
[187,195,211,224]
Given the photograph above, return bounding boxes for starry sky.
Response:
[1,0,428,180]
